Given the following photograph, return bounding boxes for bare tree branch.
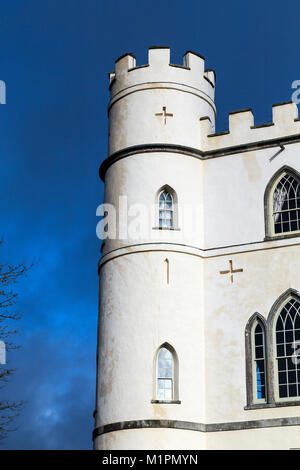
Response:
[0,241,32,441]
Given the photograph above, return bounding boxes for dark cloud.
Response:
[2,331,95,449]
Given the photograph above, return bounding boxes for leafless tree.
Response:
[0,243,31,441]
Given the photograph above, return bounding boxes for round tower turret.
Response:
[94,47,216,450]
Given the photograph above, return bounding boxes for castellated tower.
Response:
[94,47,300,450]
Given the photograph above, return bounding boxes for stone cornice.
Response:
[99,134,300,181]
[93,416,300,440]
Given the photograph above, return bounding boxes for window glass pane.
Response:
[279,385,288,398]
[278,358,286,371]
[277,344,285,357]
[256,359,265,372]
[286,343,294,356]
[285,330,294,343]
[291,221,297,231]
[295,329,300,341]
[255,346,264,359]
[277,316,284,331]
[276,331,284,344]
[255,332,263,346]
[158,379,165,389]
[289,384,297,397]
[255,324,262,333]
[288,370,296,383]
[279,371,287,384]
[287,357,296,370]
[285,315,293,330]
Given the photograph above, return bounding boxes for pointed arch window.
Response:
[267,169,300,236]
[246,290,300,409]
[157,346,174,400]
[155,185,178,231]
[152,343,180,403]
[275,297,300,400]
[246,314,267,406]
[159,190,173,229]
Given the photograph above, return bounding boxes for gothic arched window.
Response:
[246,291,300,409]
[155,185,178,230]
[275,297,300,400]
[266,168,300,237]
[153,343,179,402]
[157,346,174,400]
[159,190,174,229]
[245,314,267,406]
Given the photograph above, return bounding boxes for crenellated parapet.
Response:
[107,47,216,156]
[108,47,215,104]
[107,47,300,156]
[200,101,300,151]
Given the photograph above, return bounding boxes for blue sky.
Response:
[0,0,299,449]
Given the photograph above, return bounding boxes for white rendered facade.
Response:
[94,47,300,449]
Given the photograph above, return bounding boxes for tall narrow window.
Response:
[252,320,267,402]
[159,190,173,229]
[272,171,300,235]
[157,347,173,400]
[275,297,300,400]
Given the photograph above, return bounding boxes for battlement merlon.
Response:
[108,47,215,102]
[200,102,300,151]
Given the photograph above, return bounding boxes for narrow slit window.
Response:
[164,258,169,285]
[250,315,267,405]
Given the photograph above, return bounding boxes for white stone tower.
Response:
[94,47,300,450]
